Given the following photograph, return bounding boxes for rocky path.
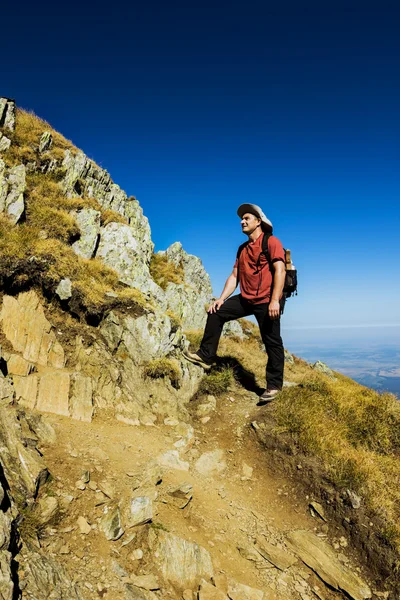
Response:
[31,384,375,600]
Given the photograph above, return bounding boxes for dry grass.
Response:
[3,108,77,169]
[101,209,128,226]
[144,358,181,387]
[0,108,149,316]
[0,216,146,312]
[183,329,203,350]
[166,310,182,332]
[272,375,400,548]
[198,367,235,396]
[149,254,185,290]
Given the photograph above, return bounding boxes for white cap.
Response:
[237,203,273,231]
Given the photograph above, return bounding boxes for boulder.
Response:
[287,530,371,600]
[0,133,11,153]
[151,530,213,589]
[69,373,93,422]
[0,406,48,506]
[312,360,336,380]
[96,222,164,305]
[227,579,264,600]
[55,278,72,301]
[0,98,15,131]
[61,149,154,263]
[0,291,65,368]
[0,163,25,224]
[72,208,101,259]
[38,131,53,153]
[129,497,153,527]
[101,506,124,541]
[195,450,227,476]
[18,545,83,599]
[199,579,228,599]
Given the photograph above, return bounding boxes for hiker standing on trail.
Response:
[184,204,286,403]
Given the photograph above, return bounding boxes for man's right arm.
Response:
[208,267,238,313]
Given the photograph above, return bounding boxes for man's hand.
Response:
[208,298,225,313]
[269,300,281,320]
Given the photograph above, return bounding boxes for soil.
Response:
[28,383,385,600]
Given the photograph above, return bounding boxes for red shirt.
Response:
[234,233,285,304]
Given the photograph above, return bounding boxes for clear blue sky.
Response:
[3,0,400,329]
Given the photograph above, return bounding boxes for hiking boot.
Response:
[183,351,213,371]
[257,388,280,406]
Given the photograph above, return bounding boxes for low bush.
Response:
[198,366,234,396]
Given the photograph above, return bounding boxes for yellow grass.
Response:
[144,358,181,387]
[273,375,400,547]
[101,209,128,226]
[3,109,77,169]
[149,254,185,290]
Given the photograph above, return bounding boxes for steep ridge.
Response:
[0,98,399,599]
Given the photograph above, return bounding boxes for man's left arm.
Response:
[269,261,285,319]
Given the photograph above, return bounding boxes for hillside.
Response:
[0,97,399,600]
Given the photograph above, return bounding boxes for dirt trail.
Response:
[37,386,371,599]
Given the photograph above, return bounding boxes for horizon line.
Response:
[283,323,400,331]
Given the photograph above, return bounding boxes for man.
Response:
[184,203,286,403]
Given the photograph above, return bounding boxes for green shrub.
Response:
[198,367,234,396]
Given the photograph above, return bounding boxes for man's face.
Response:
[240,212,261,235]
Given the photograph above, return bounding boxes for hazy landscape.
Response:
[283,325,400,398]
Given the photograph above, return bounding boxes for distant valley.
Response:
[283,326,400,399]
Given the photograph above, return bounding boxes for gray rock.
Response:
[97,222,164,305]
[129,496,153,527]
[312,360,336,380]
[38,131,53,153]
[254,537,297,570]
[157,450,190,472]
[227,578,264,599]
[346,489,362,509]
[223,320,245,339]
[284,349,294,365]
[168,483,193,508]
[69,372,93,422]
[151,530,213,589]
[195,449,226,476]
[19,411,57,445]
[55,278,72,301]
[19,545,83,599]
[72,208,101,259]
[198,579,227,599]
[37,496,59,525]
[0,164,26,224]
[159,242,213,330]
[101,506,124,541]
[0,550,13,600]
[196,395,217,417]
[61,149,154,263]
[287,530,371,600]
[0,133,11,153]
[125,584,158,600]
[128,574,159,590]
[0,98,15,131]
[0,406,48,507]
[309,501,326,521]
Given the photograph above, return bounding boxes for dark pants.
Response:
[198,294,284,391]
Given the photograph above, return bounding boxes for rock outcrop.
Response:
[0,289,202,424]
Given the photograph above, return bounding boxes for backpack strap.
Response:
[257,232,272,271]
